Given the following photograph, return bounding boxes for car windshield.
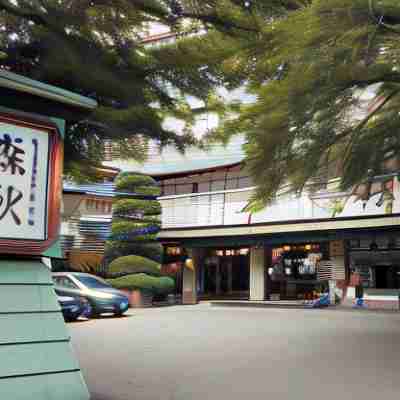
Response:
[75,275,112,289]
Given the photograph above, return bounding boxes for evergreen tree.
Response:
[177,1,400,206]
[0,0,233,179]
[105,173,174,297]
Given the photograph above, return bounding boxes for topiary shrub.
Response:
[113,199,161,216]
[109,255,161,277]
[116,174,157,192]
[154,276,175,295]
[134,186,161,197]
[103,172,169,303]
[111,221,160,236]
[107,273,175,295]
[104,241,163,264]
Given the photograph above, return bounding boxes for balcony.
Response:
[159,177,400,229]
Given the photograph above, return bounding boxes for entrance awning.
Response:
[159,214,400,248]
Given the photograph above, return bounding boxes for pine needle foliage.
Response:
[0,0,238,179]
[179,0,400,205]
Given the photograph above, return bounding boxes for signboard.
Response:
[0,112,62,255]
[0,121,49,239]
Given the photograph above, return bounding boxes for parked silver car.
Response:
[53,272,129,317]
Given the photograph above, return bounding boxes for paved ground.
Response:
[69,305,400,400]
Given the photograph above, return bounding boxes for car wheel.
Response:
[64,315,79,323]
[90,310,101,318]
[114,311,124,317]
[88,302,100,318]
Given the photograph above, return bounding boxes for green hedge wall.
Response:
[107,273,175,294]
[109,255,161,276]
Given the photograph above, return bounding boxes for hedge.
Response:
[116,174,156,191]
[113,199,161,216]
[108,255,161,276]
[107,273,175,294]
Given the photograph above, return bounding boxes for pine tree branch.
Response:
[178,12,259,33]
[0,0,46,25]
[341,88,400,167]
[326,88,399,149]
[0,0,71,37]
[369,0,400,34]
[347,73,400,86]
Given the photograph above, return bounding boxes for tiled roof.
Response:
[63,182,116,198]
[63,182,156,199]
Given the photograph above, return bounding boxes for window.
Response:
[75,275,112,289]
[210,180,225,191]
[163,185,176,196]
[198,182,211,193]
[176,184,193,194]
[225,178,239,190]
[54,276,79,289]
[238,176,253,188]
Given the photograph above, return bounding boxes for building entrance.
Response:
[198,248,250,300]
[350,249,400,291]
[374,266,400,289]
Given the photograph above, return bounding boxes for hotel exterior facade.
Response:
[62,29,400,310]
[155,162,400,310]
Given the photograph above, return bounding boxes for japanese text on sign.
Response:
[0,122,49,240]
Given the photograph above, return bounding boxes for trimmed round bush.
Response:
[116,174,157,192]
[113,199,161,216]
[134,186,161,197]
[107,273,175,294]
[105,242,163,264]
[109,255,161,276]
[111,221,160,236]
[107,273,155,292]
[154,276,175,294]
[109,234,158,242]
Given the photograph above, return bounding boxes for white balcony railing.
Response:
[159,178,400,229]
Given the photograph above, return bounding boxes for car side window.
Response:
[53,277,61,286]
[58,276,78,289]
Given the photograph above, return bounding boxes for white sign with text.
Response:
[0,122,49,240]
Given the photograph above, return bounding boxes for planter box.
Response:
[121,289,153,308]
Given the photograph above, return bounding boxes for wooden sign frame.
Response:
[0,111,62,256]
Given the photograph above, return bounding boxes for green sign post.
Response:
[0,70,96,399]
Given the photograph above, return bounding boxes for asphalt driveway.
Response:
[69,305,400,400]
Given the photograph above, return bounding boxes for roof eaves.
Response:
[0,70,97,110]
